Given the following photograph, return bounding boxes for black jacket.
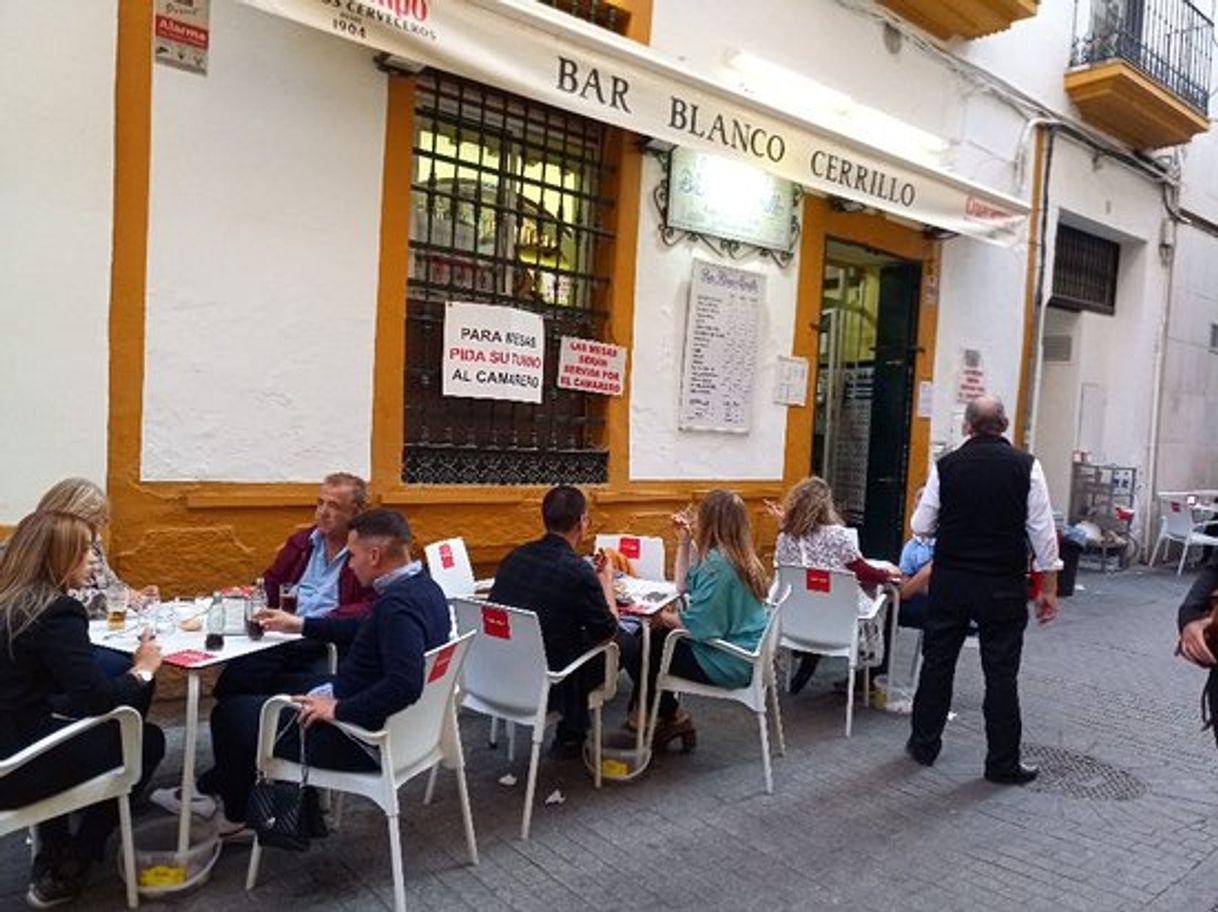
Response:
[1177,557,1218,746]
[302,569,451,731]
[489,533,617,671]
[0,595,146,757]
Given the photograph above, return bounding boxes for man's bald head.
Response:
[964,395,1008,437]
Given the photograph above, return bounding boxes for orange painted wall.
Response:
[103,0,937,593]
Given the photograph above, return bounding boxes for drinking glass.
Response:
[105,584,129,631]
[279,584,299,615]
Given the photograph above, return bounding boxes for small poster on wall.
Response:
[154,0,210,75]
[442,301,544,403]
[772,356,809,407]
[678,260,762,433]
[557,337,627,396]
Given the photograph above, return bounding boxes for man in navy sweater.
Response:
[208,508,450,837]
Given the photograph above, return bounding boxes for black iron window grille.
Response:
[403,70,614,485]
[1050,224,1120,316]
[1072,0,1213,112]
[537,0,630,33]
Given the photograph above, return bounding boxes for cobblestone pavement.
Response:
[4,566,1218,911]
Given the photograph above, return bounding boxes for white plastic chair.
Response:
[245,634,478,912]
[0,706,143,909]
[644,585,790,795]
[773,565,890,737]
[450,597,618,839]
[1150,497,1218,575]
[593,534,667,582]
[424,537,494,597]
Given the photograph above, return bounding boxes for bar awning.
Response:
[241,0,1029,244]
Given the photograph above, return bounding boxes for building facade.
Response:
[3,0,1215,591]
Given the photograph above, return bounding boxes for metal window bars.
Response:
[1050,224,1120,316]
[1071,0,1214,112]
[403,69,614,485]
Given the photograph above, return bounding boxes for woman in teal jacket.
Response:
[643,489,771,750]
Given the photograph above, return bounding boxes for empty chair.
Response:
[0,706,144,909]
[424,537,494,597]
[1150,497,1218,575]
[451,597,617,839]
[594,534,666,581]
[645,586,790,794]
[774,564,890,736]
[246,633,478,912]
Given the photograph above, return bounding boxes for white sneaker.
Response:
[149,786,217,820]
[216,810,254,844]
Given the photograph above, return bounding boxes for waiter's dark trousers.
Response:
[909,565,1028,775]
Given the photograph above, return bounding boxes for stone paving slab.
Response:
[4,566,1218,911]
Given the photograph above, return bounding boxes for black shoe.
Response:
[905,740,936,767]
[788,653,820,695]
[550,736,584,758]
[984,762,1039,785]
[26,853,88,909]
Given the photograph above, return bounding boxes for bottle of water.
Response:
[205,591,225,650]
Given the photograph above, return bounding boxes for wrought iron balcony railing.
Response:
[1071,0,1213,112]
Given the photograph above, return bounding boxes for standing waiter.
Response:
[906,395,1060,784]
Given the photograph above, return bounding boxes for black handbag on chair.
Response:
[247,719,329,851]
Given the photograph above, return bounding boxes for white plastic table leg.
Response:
[177,670,201,857]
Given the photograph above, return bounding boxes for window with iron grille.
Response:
[403,70,615,485]
[1049,224,1120,316]
[537,0,630,33]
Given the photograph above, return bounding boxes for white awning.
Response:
[241,0,1029,244]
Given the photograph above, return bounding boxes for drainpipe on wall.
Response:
[1142,174,1182,557]
[1023,125,1057,454]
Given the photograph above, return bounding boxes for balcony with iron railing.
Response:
[1066,0,1213,147]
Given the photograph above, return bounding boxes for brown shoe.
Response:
[651,715,697,754]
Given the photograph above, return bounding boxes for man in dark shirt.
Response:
[490,485,618,750]
[1176,555,1218,745]
[208,508,450,836]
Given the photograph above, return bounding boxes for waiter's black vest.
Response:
[935,434,1034,577]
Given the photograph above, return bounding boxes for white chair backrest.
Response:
[425,537,477,597]
[384,632,475,776]
[758,584,791,662]
[775,564,860,651]
[451,598,550,716]
[594,533,666,582]
[1161,498,1197,538]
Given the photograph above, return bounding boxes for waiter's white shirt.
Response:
[911,453,1062,573]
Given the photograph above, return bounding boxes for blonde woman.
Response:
[36,478,157,618]
[0,511,164,907]
[770,476,900,694]
[626,489,771,751]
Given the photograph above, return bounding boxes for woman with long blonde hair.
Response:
[0,511,164,907]
[628,489,771,751]
[770,476,900,694]
[36,477,157,617]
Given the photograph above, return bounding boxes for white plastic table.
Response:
[600,577,681,782]
[90,613,302,859]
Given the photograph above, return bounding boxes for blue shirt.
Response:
[296,528,349,619]
[898,536,935,576]
[373,561,424,593]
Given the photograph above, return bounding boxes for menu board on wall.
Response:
[678,261,762,433]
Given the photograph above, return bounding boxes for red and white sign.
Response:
[805,569,831,592]
[155,0,210,75]
[481,606,511,639]
[617,536,641,560]
[557,336,626,396]
[443,302,544,404]
[427,642,457,682]
[438,542,456,570]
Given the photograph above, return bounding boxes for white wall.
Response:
[141,0,385,481]
[0,2,117,522]
[628,156,799,480]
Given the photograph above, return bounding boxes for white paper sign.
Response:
[679,261,762,433]
[155,0,210,75]
[442,302,544,403]
[557,337,627,396]
[917,380,934,418]
[773,356,809,407]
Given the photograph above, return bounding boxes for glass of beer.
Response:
[105,584,129,630]
[243,599,265,641]
[279,584,299,615]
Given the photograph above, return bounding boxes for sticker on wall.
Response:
[772,356,809,407]
[154,0,210,76]
[443,302,545,404]
[955,348,986,403]
[557,336,627,396]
